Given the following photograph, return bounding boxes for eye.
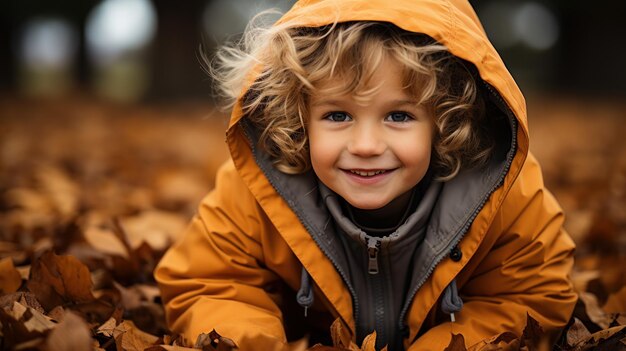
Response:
[386,112,413,122]
[324,112,351,122]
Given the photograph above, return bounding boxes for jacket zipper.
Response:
[364,236,390,350]
[367,237,381,275]
[398,82,519,335]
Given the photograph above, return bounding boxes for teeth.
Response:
[350,170,386,177]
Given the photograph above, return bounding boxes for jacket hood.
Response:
[223,0,529,341]
[228,0,529,146]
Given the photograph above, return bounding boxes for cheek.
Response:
[308,130,333,171]
[309,135,336,171]
[394,132,433,169]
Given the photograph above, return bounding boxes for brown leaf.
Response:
[579,325,626,351]
[194,329,238,351]
[45,311,92,351]
[113,320,160,351]
[579,291,613,329]
[145,346,200,351]
[444,333,467,351]
[13,301,57,333]
[468,332,520,351]
[520,313,544,349]
[566,318,592,348]
[0,301,55,348]
[97,316,118,338]
[0,257,22,293]
[0,291,45,314]
[27,250,95,311]
[308,346,351,351]
[71,298,117,326]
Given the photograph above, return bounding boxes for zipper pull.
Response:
[367,238,381,275]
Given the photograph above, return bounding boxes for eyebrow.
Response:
[311,99,420,107]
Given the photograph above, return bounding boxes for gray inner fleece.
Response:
[320,180,442,350]
[240,83,517,350]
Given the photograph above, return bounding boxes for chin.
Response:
[345,197,389,210]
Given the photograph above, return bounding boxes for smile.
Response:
[348,169,388,177]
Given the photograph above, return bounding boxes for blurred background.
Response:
[1,0,626,101]
[0,0,625,346]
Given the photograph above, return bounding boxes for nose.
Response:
[347,122,386,157]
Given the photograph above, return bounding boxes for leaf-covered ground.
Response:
[0,95,624,350]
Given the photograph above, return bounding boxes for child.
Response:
[155,1,577,350]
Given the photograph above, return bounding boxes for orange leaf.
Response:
[329,318,360,350]
[360,331,378,351]
[119,210,187,251]
[0,257,22,293]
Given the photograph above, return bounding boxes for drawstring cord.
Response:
[296,266,314,317]
[441,279,463,322]
[298,270,463,322]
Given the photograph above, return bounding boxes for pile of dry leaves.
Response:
[0,96,624,350]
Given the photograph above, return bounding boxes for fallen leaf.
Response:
[604,285,626,314]
[468,332,519,351]
[566,318,592,348]
[578,325,626,351]
[579,292,613,329]
[119,210,187,251]
[444,333,467,351]
[45,310,92,351]
[360,331,378,351]
[97,316,118,337]
[329,318,360,350]
[48,305,65,322]
[0,291,44,314]
[114,320,160,351]
[83,220,129,259]
[145,345,200,351]
[194,329,238,351]
[520,313,544,350]
[27,250,95,311]
[13,301,57,333]
[34,165,80,219]
[0,301,55,348]
[0,257,23,293]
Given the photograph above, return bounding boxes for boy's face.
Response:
[308,56,434,210]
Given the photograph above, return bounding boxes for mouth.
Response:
[344,169,395,177]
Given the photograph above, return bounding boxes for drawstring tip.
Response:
[303,306,308,317]
[450,313,456,322]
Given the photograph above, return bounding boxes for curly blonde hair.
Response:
[208,16,493,181]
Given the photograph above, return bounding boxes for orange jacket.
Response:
[155,1,577,350]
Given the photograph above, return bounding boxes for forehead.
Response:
[310,54,411,100]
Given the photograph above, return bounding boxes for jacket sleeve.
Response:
[409,153,578,350]
[154,160,288,350]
